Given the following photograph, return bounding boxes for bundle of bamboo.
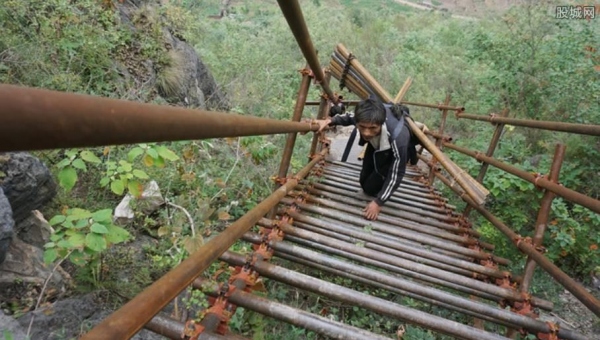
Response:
[328,44,489,206]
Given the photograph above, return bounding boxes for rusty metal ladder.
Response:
[136,159,585,340]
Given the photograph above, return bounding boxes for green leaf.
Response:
[105,224,130,244]
[80,150,101,164]
[156,146,179,161]
[154,156,165,168]
[85,233,107,252]
[92,209,113,222]
[128,147,145,162]
[142,154,154,167]
[58,167,78,191]
[44,242,56,248]
[68,208,92,220]
[119,160,133,172]
[67,233,86,248]
[146,147,159,159]
[57,239,73,249]
[100,177,110,187]
[43,248,58,264]
[70,250,88,266]
[56,158,71,169]
[74,219,89,229]
[49,215,66,226]
[128,180,143,198]
[91,223,109,234]
[111,178,125,195]
[132,169,149,179]
[71,159,87,171]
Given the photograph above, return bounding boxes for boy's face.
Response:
[356,122,382,141]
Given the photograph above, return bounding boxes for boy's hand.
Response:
[316,118,332,133]
[363,201,381,220]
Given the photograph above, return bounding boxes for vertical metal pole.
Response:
[277,67,312,179]
[309,72,332,158]
[268,67,312,220]
[428,94,451,185]
[462,109,509,217]
[520,144,566,291]
[506,144,566,339]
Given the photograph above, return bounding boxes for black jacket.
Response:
[330,107,419,206]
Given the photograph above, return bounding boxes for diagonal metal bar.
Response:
[0,84,319,152]
[81,151,326,339]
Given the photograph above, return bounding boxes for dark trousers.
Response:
[359,146,385,196]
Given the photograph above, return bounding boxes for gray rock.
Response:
[0,188,14,265]
[15,210,51,249]
[0,152,56,224]
[0,237,68,292]
[0,310,27,340]
[18,294,98,340]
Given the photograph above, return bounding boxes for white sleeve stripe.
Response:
[381,142,401,201]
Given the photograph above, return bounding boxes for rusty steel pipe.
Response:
[276,0,335,101]
[272,251,583,340]
[321,167,432,192]
[456,112,600,136]
[271,213,506,280]
[305,100,361,106]
[193,278,391,340]
[428,94,451,185]
[220,251,508,340]
[463,109,508,218]
[293,189,486,244]
[266,215,507,282]
[284,194,487,249]
[320,170,442,201]
[309,73,331,157]
[145,314,245,340]
[277,67,312,179]
[435,172,600,317]
[0,85,319,152]
[329,160,425,179]
[81,151,326,340]
[316,177,451,214]
[259,222,516,300]
[257,223,539,308]
[323,175,448,205]
[299,185,472,236]
[278,197,509,265]
[399,100,464,112]
[443,142,600,214]
[424,129,453,143]
[256,232,505,303]
[520,144,566,292]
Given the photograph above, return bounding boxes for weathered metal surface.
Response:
[436,171,600,317]
[444,142,600,214]
[194,279,391,340]
[456,112,600,136]
[0,84,319,152]
[276,0,336,101]
[220,251,509,340]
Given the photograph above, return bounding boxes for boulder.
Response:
[18,294,99,340]
[115,0,229,110]
[0,310,27,340]
[0,237,68,292]
[15,210,52,249]
[0,152,56,224]
[0,188,13,265]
